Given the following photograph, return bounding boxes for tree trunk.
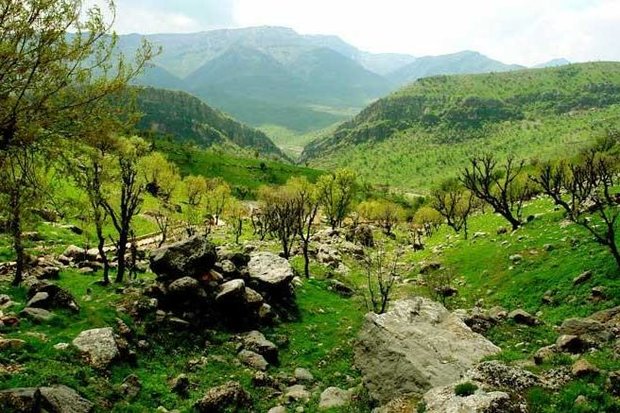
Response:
[95,220,110,285]
[11,203,24,286]
[609,240,620,271]
[302,241,310,278]
[115,229,128,283]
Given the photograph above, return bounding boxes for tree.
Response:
[258,185,299,259]
[317,169,357,229]
[226,199,247,245]
[461,155,530,230]
[101,136,149,283]
[363,243,406,314]
[141,152,180,247]
[432,179,476,239]
[288,177,320,278]
[205,181,231,229]
[0,0,154,284]
[358,200,404,236]
[181,175,207,236]
[532,149,620,269]
[412,206,443,237]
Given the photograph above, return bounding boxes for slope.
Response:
[302,62,620,190]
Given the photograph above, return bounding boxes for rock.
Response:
[243,288,264,308]
[258,303,276,323]
[346,224,374,247]
[242,331,278,363]
[120,374,142,399]
[488,306,508,321]
[150,236,217,281]
[283,384,311,403]
[268,406,287,413]
[470,361,543,391]
[217,248,251,268]
[252,371,279,389]
[215,279,246,303]
[20,307,54,323]
[419,261,441,274]
[72,327,119,368]
[40,385,94,413]
[34,266,60,280]
[319,387,353,410]
[171,374,191,397]
[508,309,538,326]
[422,384,513,413]
[193,381,251,413]
[556,335,587,354]
[168,317,191,330]
[461,310,497,334]
[534,345,557,365]
[0,294,12,308]
[54,342,70,351]
[238,350,269,371]
[220,260,237,275]
[559,318,612,344]
[574,395,587,405]
[168,276,206,299]
[0,337,26,350]
[328,280,354,297]
[26,291,50,308]
[247,252,294,292]
[607,370,620,396]
[27,282,79,313]
[591,286,606,300]
[62,245,87,260]
[354,298,501,403]
[294,368,314,383]
[573,271,592,285]
[0,388,41,412]
[509,254,523,263]
[316,244,342,268]
[572,359,599,377]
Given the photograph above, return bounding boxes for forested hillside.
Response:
[133,87,287,159]
[302,62,620,189]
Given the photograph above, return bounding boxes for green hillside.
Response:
[302,62,620,190]
[133,87,288,159]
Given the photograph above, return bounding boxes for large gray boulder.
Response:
[0,385,93,413]
[72,327,119,369]
[247,252,294,293]
[150,236,217,280]
[355,298,501,403]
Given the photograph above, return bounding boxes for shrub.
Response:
[454,382,479,397]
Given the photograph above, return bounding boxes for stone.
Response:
[508,309,538,326]
[258,303,276,323]
[171,374,191,397]
[193,381,251,413]
[215,279,246,303]
[354,298,501,403]
[0,337,26,350]
[54,342,70,351]
[0,388,41,412]
[572,359,599,377]
[26,291,50,308]
[268,406,287,413]
[328,280,355,297]
[168,276,206,298]
[72,327,119,368]
[244,288,264,308]
[422,384,514,413]
[534,345,557,365]
[574,395,587,405]
[607,370,620,396]
[150,236,217,280]
[62,245,87,260]
[559,318,612,344]
[573,271,593,285]
[419,261,441,274]
[238,350,269,371]
[319,387,353,410]
[220,260,237,275]
[470,361,543,391]
[27,282,79,313]
[38,385,94,413]
[242,331,278,363]
[294,368,314,383]
[556,335,587,354]
[247,252,294,292]
[283,384,311,403]
[509,254,523,263]
[120,374,142,399]
[20,307,54,323]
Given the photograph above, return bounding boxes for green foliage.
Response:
[454,382,478,397]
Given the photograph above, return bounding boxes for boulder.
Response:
[268,406,287,413]
[238,350,269,371]
[319,387,353,410]
[559,318,611,344]
[0,337,26,350]
[193,381,251,413]
[328,280,355,297]
[72,327,119,368]
[508,309,538,326]
[346,224,374,247]
[27,283,79,313]
[247,252,294,293]
[26,292,50,309]
[168,277,207,299]
[294,368,314,383]
[243,288,264,308]
[355,298,501,403]
[215,279,246,303]
[171,374,191,397]
[241,330,278,363]
[283,384,311,403]
[0,385,94,413]
[62,245,86,261]
[571,359,599,377]
[150,236,217,280]
[422,384,515,413]
[20,307,54,323]
[556,335,587,354]
[533,345,557,365]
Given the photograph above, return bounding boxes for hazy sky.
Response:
[93,0,620,66]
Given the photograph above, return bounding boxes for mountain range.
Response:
[119,26,565,135]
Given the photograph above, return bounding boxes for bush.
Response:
[416,400,427,413]
[454,382,478,397]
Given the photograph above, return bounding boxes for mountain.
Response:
[387,50,524,85]
[132,87,287,159]
[533,58,571,68]
[301,62,620,190]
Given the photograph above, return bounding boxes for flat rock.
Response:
[354,298,501,403]
[72,327,119,368]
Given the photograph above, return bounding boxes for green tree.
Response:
[287,177,320,278]
[432,179,476,239]
[317,169,357,229]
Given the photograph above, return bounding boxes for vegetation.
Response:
[454,382,479,397]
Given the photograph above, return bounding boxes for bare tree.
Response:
[461,155,530,230]
[289,177,320,278]
[532,150,620,269]
[432,179,476,239]
[363,243,406,314]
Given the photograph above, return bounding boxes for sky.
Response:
[89,0,620,66]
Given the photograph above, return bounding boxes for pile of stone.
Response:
[143,236,296,328]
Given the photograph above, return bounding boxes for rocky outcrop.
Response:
[355,298,501,403]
